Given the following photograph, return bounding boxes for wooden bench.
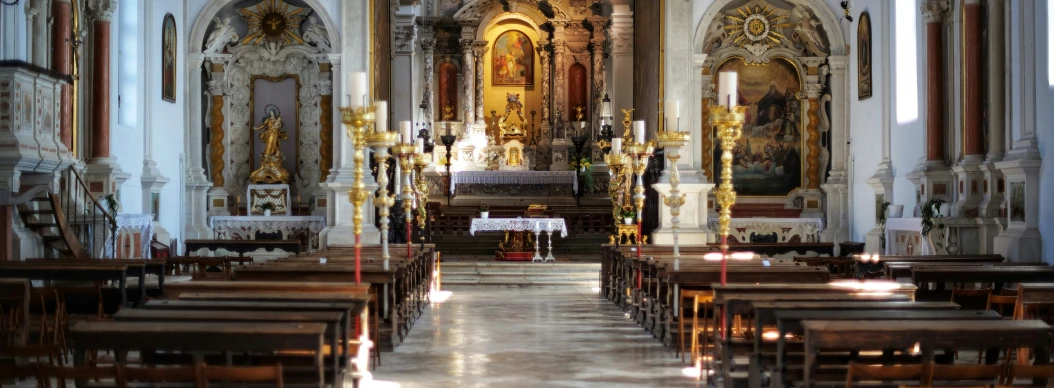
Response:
[800,319,1052,388]
[112,308,347,385]
[0,264,130,307]
[706,242,836,257]
[70,321,327,387]
[184,239,302,257]
[163,280,370,299]
[885,261,1045,279]
[0,279,30,346]
[911,266,1054,299]
[24,258,168,301]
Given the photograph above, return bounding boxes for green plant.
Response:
[261,202,276,211]
[100,194,120,217]
[879,201,891,250]
[620,207,636,219]
[920,198,945,237]
[577,157,595,193]
[478,205,489,213]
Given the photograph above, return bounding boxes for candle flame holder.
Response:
[394,144,417,258]
[709,105,747,285]
[340,105,377,285]
[367,131,399,261]
[657,129,691,269]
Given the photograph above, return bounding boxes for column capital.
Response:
[608,26,633,54]
[420,38,436,52]
[472,40,489,53]
[920,0,951,24]
[88,0,118,22]
[459,39,475,53]
[393,23,417,55]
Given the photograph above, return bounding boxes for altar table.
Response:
[470,218,567,262]
[884,217,932,256]
[208,215,326,252]
[705,217,824,243]
[450,171,578,194]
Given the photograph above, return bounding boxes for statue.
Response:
[792,6,828,56]
[249,107,291,184]
[442,105,455,121]
[498,93,527,141]
[204,17,239,54]
[302,16,331,52]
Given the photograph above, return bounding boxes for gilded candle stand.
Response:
[340,105,377,285]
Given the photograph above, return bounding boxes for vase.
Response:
[481,211,489,219]
[264,209,272,217]
[887,205,904,219]
[624,218,633,225]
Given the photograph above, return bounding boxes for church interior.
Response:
[1,0,1053,386]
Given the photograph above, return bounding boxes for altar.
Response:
[450,171,578,206]
[884,218,933,256]
[208,215,326,252]
[470,218,568,262]
[706,217,825,244]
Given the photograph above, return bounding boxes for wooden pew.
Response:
[25,258,168,301]
[112,308,347,385]
[707,242,836,257]
[1015,283,1054,319]
[880,254,1005,278]
[800,319,1051,388]
[768,308,992,387]
[0,263,130,307]
[70,321,328,388]
[885,261,1046,280]
[0,279,30,346]
[911,266,1054,299]
[163,280,370,299]
[184,239,302,257]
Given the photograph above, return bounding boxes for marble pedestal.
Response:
[650,169,714,245]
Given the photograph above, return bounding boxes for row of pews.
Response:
[0,244,440,387]
[600,244,1054,387]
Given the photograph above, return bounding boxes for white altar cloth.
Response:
[470,218,568,238]
[451,171,577,194]
[209,215,327,251]
[114,214,154,258]
[705,217,825,242]
[884,217,932,256]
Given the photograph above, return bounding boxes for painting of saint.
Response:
[712,57,804,197]
[162,14,177,102]
[492,30,533,86]
[858,11,872,100]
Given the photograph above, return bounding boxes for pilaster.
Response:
[910,0,953,217]
[83,0,127,197]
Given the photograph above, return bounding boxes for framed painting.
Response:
[162,13,177,102]
[711,57,804,197]
[492,30,534,86]
[857,11,872,100]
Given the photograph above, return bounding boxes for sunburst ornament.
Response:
[724,4,791,48]
[239,0,308,46]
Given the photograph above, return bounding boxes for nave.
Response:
[373,287,699,388]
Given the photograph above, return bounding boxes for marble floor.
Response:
[371,287,704,388]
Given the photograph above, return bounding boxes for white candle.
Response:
[400,121,413,144]
[602,97,612,117]
[415,138,425,154]
[633,120,646,143]
[667,100,680,119]
[611,138,623,154]
[349,72,368,108]
[718,72,738,107]
[375,101,388,132]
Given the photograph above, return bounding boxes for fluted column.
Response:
[472,41,487,126]
[922,0,950,162]
[52,0,73,151]
[90,0,116,160]
[460,39,475,129]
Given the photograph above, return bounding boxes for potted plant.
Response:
[879,201,890,251]
[920,198,945,237]
[261,202,275,217]
[479,205,490,219]
[621,207,636,225]
[576,157,595,193]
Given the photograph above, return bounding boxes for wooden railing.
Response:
[59,166,118,258]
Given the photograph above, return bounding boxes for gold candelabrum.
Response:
[604,152,628,226]
[709,105,747,284]
[367,130,399,261]
[412,152,430,232]
[628,139,655,257]
[394,144,417,257]
[657,128,691,268]
[340,105,377,285]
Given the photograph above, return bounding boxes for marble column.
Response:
[52,0,73,152]
[979,0,1006,218]
[391,20,416,123]
[472,41,487,126]
[420,38,436,124]
[537,43,551,132]
[83,0,127,197]
[866,0,896,252]
[552,37,568,121]
[908,0,953,215]
[951,0,986,220]
[460,39,476,129]
[608,2,634,136]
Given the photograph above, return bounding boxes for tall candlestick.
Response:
[611,138,623,154]
[400,121,413,144]
[633,120,646,143]
[718,72,738,107]
[375,101,388,132]
[667,100,680,120]
[415,138,425,155]
[349,72,368,109]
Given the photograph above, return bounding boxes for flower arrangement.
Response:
[620,206,636,219]
[570,157,595,193]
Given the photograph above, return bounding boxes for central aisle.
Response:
[372,287,703,388]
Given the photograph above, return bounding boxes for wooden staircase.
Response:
[14,166,113,259]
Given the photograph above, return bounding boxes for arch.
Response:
[188,0,341,55]
[478,12,543,42]
[692,0,846,56]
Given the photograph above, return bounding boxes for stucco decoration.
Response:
[700,0,834,60]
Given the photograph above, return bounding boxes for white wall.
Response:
[0,1,29,62]
[1036,0,1053,262]
[848,0,887,242]
[889,0,926,222]
[111,0,145,213]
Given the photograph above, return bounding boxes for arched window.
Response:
[895,0,919,123]
[117,0,138,126]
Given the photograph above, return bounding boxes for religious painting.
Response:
[1009,182,1025,222]
[712,57,804,197]
[162,13,177,102]
[857,11,872,100]
[492,30,534,86]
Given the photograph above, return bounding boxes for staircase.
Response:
[14,166,116,259]
[441,262,600,287]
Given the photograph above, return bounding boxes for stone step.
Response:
[443,273,597,282]
[444,279,600,287]
[440,262,600,287]
[441,267,600,275]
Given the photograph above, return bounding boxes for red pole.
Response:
[720,235,728,286]
[636,223,642,258]
[355,235,361,285]
[406,222,413,258]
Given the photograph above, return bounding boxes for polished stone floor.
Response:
[372,287,703,388]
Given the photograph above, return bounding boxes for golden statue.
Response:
[575,105,584,121]
[498,93,526,141]
[249,107,291,184]
[442,105,454,121]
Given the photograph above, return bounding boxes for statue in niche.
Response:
[249,106,291,184]
[498,93,527,141]
[302,16,331,52]
[204,16,239,54]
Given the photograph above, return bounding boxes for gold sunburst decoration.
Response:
[239,0,308,46]
[724,4,791,48]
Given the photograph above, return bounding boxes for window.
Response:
[117,0,138,126]
[895,0,919,123]
[1048,0,1053,86]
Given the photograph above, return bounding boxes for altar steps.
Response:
[441,262,600,287]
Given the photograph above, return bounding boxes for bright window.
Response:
[895,0,919,123]
[117,0,138,126]
[1048,0,1053,86]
